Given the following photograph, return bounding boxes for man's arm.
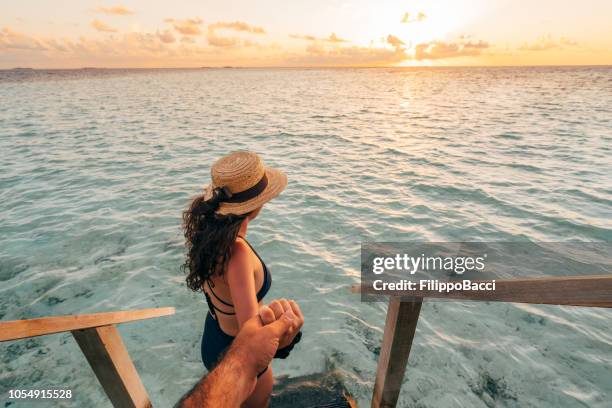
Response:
[175,344,256,408]
[176,303,301,408]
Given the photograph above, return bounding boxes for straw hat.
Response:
[203,151,287,216]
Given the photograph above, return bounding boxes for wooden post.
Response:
[72,325,152,408]
[372,297,422,408]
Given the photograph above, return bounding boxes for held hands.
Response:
[178,301,304,408]
[231,299,304,379]
[265,299,305,349]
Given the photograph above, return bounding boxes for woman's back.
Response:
[204,237,269,336]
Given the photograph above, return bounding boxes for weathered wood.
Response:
[372,297,422,408]
[272,370,359,408]
[0,307,175,342]
[72,325,152,408]
[353,275,612,308]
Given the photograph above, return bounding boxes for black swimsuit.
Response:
[204,238,272,318]
[201,238,301,371]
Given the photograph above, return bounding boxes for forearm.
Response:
[177,347,256,408]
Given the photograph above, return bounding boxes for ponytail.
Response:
[181,193,247,291]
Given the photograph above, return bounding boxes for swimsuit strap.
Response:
[238,236,263,264]
[205,279,236,316]
[204,289,236,317]
[205,235,271,316]
[238,236,271,301]
[206,280,234,307]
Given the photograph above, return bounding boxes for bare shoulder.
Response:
[226,239,252,278]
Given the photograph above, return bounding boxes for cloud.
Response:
[180,36,196,44]
[291,43,408,66]
[289,32,348,43]
[519,35,579,52]
[0,26,281,68]
[387,34,405,48]
[464,40,489,49]
[289,34,317,41]
[157,29,175,44]
[208,21,266,34]
[0,27,47,50]
[96,6,134,16]
[207,34,241,48]
[289,31,404,66]
[91,19,117,33]
[0,27,166,57]
[401,12,426,24]
[327,33,347,43]
[414,40,490,60]
[207,33,257,48]
[206,21,266,48]
[165,18,203,35]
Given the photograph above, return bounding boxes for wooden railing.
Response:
[0,307,175,408]
[352,275,612,408]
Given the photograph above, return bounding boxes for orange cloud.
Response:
[387,34,405,48]
[292,43,408,66]
[207,34,241,48]
[208,21,266,34]
[289,32,347,43]
[289,34,317,41]
[519,35,579,52]
[207,34,258,48]
[289,31,403,66]
[157,29,175,44]
[0,27,171,58]
[0,26,501,68]
[0,27,46,50]
[401,12,426,24]
[165,18,203,35]
[327,33,347,43]
[414,40,489,60]
[0,26,313,67]
[96,6,134,16]
[91,19,117,33]
[206,21,266,48]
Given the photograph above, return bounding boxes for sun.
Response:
[385,0,490,54]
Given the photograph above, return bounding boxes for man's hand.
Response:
[265,299,305,349]
[231,303,297,379]
[177,300,302,408]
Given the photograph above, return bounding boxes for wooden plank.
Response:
[0,307,175,342]
[353,275,612,308]
[272,370,359,407]
[72,325,151,408]
[372,298,422,408]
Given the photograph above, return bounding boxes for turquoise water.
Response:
[1,67,611,407]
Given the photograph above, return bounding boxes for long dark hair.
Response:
[181,194,247,292]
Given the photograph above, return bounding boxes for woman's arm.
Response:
[226,241,259,328]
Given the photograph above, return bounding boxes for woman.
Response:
[182,151,302,407]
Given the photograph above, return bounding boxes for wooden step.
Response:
[272,371,358,408]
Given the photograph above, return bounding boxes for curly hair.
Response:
[181,194,248,292]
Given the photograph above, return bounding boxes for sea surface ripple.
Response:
[1,67,611,407]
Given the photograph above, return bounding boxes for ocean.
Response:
[1,67,611,407]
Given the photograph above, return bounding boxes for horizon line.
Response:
[2,64,612,71]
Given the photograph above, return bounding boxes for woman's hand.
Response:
[267,299,304,348]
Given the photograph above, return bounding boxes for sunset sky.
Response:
[1,0,612,68]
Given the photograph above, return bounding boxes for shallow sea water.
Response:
[1,67,611,407]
